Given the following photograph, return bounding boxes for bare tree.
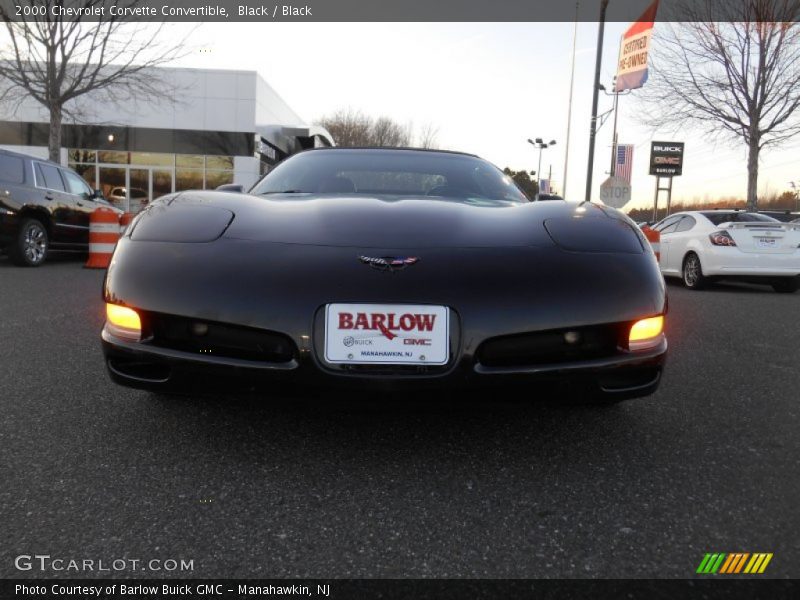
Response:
[0,1,190,162]
[637,0,800,209]
[371,115,411,147]
[317,108,439,148]
[415,122,439,149]
[317,108,374,147]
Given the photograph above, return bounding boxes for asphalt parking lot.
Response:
[1,254,798,579]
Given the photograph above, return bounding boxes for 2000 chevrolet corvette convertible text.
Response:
[101,148,667,402]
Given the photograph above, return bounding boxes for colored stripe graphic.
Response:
[743,553,773,574]
[718,554,736,574]
[758,554,773,573]
[744,554,762,573]
[734,553,750,573]
[720,553,750,574]
[698,553,773,574]
[696,554,713,573]
[697,553,726,574]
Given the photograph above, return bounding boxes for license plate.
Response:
[756,237,777,248]
[324,303,449,365]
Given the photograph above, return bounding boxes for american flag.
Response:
[539,179,550,194]
[615,144,634,183]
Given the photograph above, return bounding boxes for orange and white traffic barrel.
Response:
[119,212,136,235]
[85,207,121,269]
[641,225,661,263]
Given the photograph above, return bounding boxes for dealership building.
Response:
[0,67,334,211]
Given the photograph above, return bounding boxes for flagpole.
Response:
[562,1,579,198]
[584,0,610,204]
[609,33,624,177]
[609,80,620,176]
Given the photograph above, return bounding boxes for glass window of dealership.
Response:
[68,149,235,212]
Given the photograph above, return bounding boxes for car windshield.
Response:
[250,149,529,203]
[701,211,780,225]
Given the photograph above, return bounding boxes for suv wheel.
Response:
[682,252,707,290]
[10,218,49,267]
[772,277,800,293]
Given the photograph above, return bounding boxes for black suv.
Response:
[0,149,119,266]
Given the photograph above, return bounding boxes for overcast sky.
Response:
[166,21,799,209]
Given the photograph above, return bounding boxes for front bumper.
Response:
[101,237,668,400]
[102,326,667,400]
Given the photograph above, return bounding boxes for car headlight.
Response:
[105,303,142,341]
[628,315,664,351]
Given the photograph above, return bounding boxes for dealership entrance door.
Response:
[128,168,173,212]
[99,165,173,212]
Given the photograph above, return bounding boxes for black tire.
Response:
[9,218,49,267]
[682,252,707,290]
[772,277,800,294]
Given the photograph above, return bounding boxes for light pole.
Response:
[585,0,610,203]
[528,138,557,197]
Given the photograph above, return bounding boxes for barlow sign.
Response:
[649,141,684,176]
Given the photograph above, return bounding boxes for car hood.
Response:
[148,191,625,249]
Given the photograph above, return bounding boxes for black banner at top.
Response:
[1,0,800,22]
[2,579,799,600]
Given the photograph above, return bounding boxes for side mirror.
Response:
[216,183,244,193]
[93,189,105,200]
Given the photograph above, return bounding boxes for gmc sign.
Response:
[649,141,684,176]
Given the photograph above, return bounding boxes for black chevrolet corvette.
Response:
[102,148,667,401]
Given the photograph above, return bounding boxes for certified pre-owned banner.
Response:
[614,0,660,92]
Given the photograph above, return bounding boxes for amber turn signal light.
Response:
[105,303,141,341]
[628,315,664,350]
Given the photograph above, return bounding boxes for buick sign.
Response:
[649,141,684,176]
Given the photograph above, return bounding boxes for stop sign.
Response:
[599,176,631,208]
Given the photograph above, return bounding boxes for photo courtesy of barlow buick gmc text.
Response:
[1,1,799,600]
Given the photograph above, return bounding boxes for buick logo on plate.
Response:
[358,256,419,273]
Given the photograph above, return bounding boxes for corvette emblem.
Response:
[358,255,419,272]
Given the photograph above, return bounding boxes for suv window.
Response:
[36,163,66,192]
[0,154,25,184]
[61,169,92,197]
[675,216,696,232]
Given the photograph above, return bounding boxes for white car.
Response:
[651,210,800,293]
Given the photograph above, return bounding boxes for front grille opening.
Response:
[598,367,660,392]
[477,324,622,368]
[146,313,296,363]
[108,359,171,382]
